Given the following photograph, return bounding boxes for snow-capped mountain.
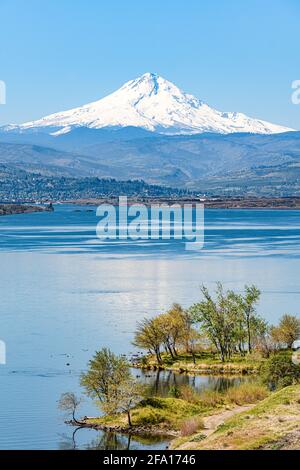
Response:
[14,73,293,135]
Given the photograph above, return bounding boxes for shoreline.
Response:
[60,196,300,210]
[133,363,258,376]
[3,197,300,210]
[0,203,54,216]
[131,352,263,376]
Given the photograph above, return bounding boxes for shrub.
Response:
[180,416,204,436]
[226,383,268,405]
[140,397,164,409]
[133,408,165,426]
[260,352,300,390]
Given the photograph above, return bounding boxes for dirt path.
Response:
[174,403,256,450]
[201,404,255,438]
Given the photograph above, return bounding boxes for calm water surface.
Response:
[0,205,300,449]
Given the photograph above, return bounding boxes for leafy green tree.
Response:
[103,378,144,427]
[159,304,196,357]
[80,348,144,426]
[167,303,190,356]
[80,348,131,404]
[189,283,263,360]
[156,312,177,359]
[190,283,239,362]
[133,317,164,364]
[233,285,261,353]
[272,314,300,349]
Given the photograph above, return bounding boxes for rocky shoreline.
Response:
[0,203,54,216]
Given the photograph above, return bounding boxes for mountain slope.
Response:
[0,142,113,177]
[7,73,293,135]
[1,130,300,195]
[0,163,188,202]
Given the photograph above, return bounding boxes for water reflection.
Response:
[136,369,247,396]
[58,428,168,451]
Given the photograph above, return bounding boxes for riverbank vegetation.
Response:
[75,377,268,436]
[174,384,300,450]
[61,283,300,449]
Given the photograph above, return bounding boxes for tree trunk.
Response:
[72,410,82,425]
[220,346,225,363]
[192,351,196,364]
[247,316,252,353]
[155,348,162,364]
[166,343,175,359]
[127,410,132,427]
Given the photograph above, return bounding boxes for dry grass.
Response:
[178,382,268,408]
[180,416,204,436]
[198,389,224,407]
[226,383,268,405]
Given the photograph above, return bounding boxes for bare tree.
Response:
[58,392,82,425]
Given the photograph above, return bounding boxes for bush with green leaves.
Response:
[260,352,300,390]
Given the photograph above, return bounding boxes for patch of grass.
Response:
[175,385,300,450]
[191,433,207,442]
[133,408,166,426]
[198,389,224,407]
[226,383,268,405]
[86,396,209,431]
[132,397,204,429]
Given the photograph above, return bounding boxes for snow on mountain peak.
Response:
[19,73,293,135]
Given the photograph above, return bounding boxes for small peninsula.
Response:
[0,203,54,216]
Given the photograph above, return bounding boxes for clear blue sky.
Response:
[0,0,299,128]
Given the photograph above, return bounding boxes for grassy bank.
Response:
[135,351,265,375]
[79,383,268,437]
[173,384,300,450]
